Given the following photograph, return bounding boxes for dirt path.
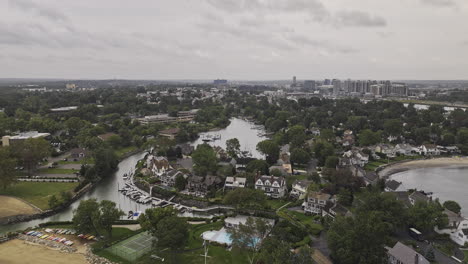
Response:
[0,239,88,264]
[0,195,41,218]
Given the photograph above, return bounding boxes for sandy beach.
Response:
[0,195,40,219]
[378,157,468,178]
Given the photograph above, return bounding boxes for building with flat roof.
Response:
[2,131,50,146]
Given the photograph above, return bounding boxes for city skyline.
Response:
[1,0,468,80]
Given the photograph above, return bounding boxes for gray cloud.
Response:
[8,0,69,23]
[421,0,457,7]
[334,11,387,27]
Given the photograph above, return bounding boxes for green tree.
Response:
[256,140,280,164]
[93,148,118,180]
[383,119,403,136]
[174,174,187,191]
[223,188,267,209]
[0,147,17,189]
[226,138,241,158]
[324,156,339,169]
[246,159,269,175]
[287,125,306,148]
[48,195,60,208]
[443,200,461,214]
[13,138,51,176]
[258,237,293,264]
[72,199,101,235]
[192,144,218,176]
[358,129,381,146]
[290,148,311,165]
[328,212,389,264]
[407,201,448,232]
[337,189,353,206]
[313,141,335,166]
[227,217,272,264]
[98,200,124,239]
[356,191,406,230]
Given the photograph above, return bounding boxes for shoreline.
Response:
[378,156,468,178]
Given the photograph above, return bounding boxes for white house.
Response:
[435,210,468,246]
[302,191,332,215]
[255,175,287,198]
[417,144,440,156]
[147,155,171,176]
[224,176,247,190]
[395,144,417,156]
[341,149,369,167]
[290,180,313,199]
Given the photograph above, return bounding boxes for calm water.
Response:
[391,166,468,216]
[190,118,267,159]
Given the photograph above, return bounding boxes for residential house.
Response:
[158,128,180,140]
[341,149,369,167]
[70,148,90,160]
[309,127,321,136]
[255,175,287,198]
[364,171,379,186]
[435,210,468,246]
[268,165,289,176]
[224,176,247,190]
[395,144,417,156]
[386,242,430,264]
[417,144,440,156]
[409,191,430,206]
[322,203,352,219]
[186,175,222,197]
[374,144,396,158]
[290,180,313,199]
[147,156,171,176]
[385,180,405,192]
[159,170,186,187]
[302,191,332,215]
[213,146,229,161]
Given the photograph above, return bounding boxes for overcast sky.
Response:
[1,0,467,80]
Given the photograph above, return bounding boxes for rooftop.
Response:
[387,242,429,264]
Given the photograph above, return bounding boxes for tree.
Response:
[337,189,353,207]
[0,147,16,189]
[93,148,118,180]
[258,237,293,264]
[226,138,241,158]
[290,148,311,165]
[227,217,272,264]
[246,159,269,175]
[256,140,280,164]
[292,246,314,264]
[98,200,124,239]
[174,174,187,191]
[328,212,389,264]
[358,129,381,146]
[223,188,267,209]
[383,119,403,136]
[192,144,218,176]
[425,247,435,262]
[324,156,339,169]
[13,138,51,176]
[287,125,306,148]
[356,191,406,230]
[313,141,335,166]
[443,200,461,214]
[48,195,60,208]
[407,201,448,232]
[72,199,101,235]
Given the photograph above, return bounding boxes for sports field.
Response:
[106,231,154,261]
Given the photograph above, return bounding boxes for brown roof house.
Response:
[70,148,90,160]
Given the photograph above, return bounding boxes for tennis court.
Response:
[106,231,154,261]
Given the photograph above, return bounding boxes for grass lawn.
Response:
[266,199,289,210]
[462,250,468,261]
[116,146,138,159]
[38,168,77,174]
[279,210,323,236]
[0,182,78,210]
[58,157,94,165]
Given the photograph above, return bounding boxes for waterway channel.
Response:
[1,118,267,234]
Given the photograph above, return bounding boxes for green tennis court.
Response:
[106,231,154,261]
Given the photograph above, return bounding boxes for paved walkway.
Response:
[112,224,141,231]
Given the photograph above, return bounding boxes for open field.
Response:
[0,182,78,210]
[0,239,87,264]
[378,156,468,178]
[0,195,40,218]
[38,168,77,174]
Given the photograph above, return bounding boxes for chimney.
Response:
[414,254,419,264]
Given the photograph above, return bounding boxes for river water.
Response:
[1,118,267,234]
[190,118,267,159]
[390,166,468,216]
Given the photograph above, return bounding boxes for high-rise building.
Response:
[304,80,316,91]
[292,76,297,87]
[332,79,341,95]
[324,79,331,85]
[213,79,228,85]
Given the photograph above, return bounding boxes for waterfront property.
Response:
[302,191,333,215]
[255,175,287,198]
[290,180,313,199]
[224,176,247,190]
